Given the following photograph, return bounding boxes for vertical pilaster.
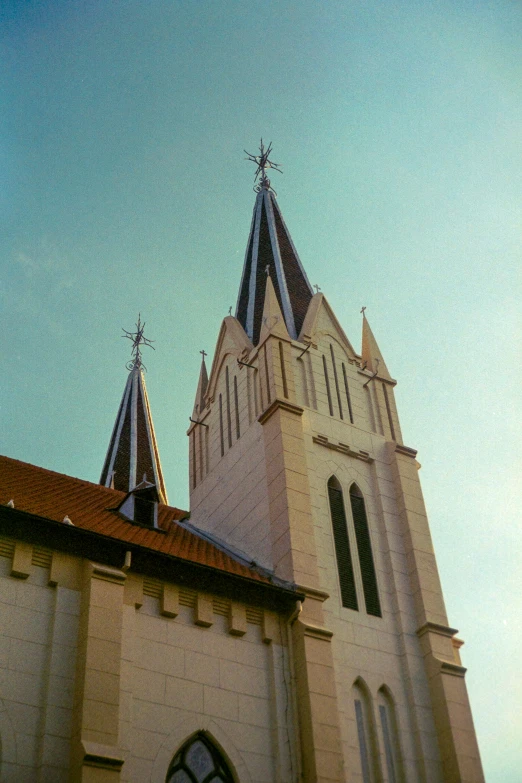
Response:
[258,329,344,781]
[70,563,125,782]
[391,447,484,782]
[291,608,344,783]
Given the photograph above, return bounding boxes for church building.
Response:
[0,145,483,782]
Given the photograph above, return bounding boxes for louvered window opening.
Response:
[330,344,344,419]
[350,490,381,617]
[263,344,271,404]
[198,425,204,482]
[134,497,155,527]
[225,367,232,448]
[32,547,52,568]
[0,538,15,559]
[328,482,358,611]
[219,394,224,457]
[382,383,396,441]
[192,430,197,489]
[342,363,354,424]
[322,354,334,416]
[233,376,240,440]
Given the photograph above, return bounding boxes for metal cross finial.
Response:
[200,349,207,360]
[244,139,282,193]
[265,264,270,277]
[360,306,367,316]
[122,313,155,370]
[314,284,321,294]
[228,306,232,316]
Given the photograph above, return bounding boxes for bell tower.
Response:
[188,146,483,783]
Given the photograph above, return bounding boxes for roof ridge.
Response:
[0,455,187,515]
[176,517,296,591]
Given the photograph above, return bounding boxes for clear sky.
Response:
[2,1,521,778]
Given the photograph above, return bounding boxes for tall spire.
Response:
[361,308,392,380]
[100,316,168,504]
[236,142,313,345]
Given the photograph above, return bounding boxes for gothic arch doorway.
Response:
[166,732,236,783]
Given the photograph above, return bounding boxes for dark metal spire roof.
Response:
[235,175,313,345]
[100,319,167,503]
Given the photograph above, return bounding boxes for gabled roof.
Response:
[235,186,313,345]
[0,456,280,587]
[99,361,168,503]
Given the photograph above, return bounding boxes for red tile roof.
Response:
[0,456,272,585]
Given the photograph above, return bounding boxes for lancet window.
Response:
[352,679,379,783]
[327,478,381,616]
[327,476,358,610]
[166,733,235,783]
[349,484,381,617]
[377,687,402,783]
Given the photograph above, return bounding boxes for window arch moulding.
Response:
[166,731,237,783]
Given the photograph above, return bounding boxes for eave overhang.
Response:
[0,506,304,612]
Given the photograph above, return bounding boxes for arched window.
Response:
[349,484,381,617]
[327,476,358,610]
[352,679,380,783]
[377,687,403,783]
[166,732,235,783]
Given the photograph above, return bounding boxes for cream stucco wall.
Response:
[0,540,299,783]
[0,545,80,783]
[188,297,483,782]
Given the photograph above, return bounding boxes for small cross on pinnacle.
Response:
[228,306,232,316]
[122,314,155,370]
[314,284,321,294]
[265,265,270,277]
[360,306,367,316]
[200,350,207,360]
[244,140,282,193]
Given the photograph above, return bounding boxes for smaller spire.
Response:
[100,317,168,503]
[361,308,392,380]
[192,351,209,418]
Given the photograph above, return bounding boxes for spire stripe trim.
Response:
[129,368,138,490]
[272,197,314,295]
[265,191,297,339]
[235,201,257,319]
[140,374,168,503]
[246,194,263,341]
[102,373,133,486]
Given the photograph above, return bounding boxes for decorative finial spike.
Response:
[122,314,155,371]
[244,140,282,193]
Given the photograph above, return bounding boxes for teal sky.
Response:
[2,1,521,777]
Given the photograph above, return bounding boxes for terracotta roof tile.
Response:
[0,456,271,585]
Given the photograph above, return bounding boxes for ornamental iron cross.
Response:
[122,314,155,369]
[244,140,282,192]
